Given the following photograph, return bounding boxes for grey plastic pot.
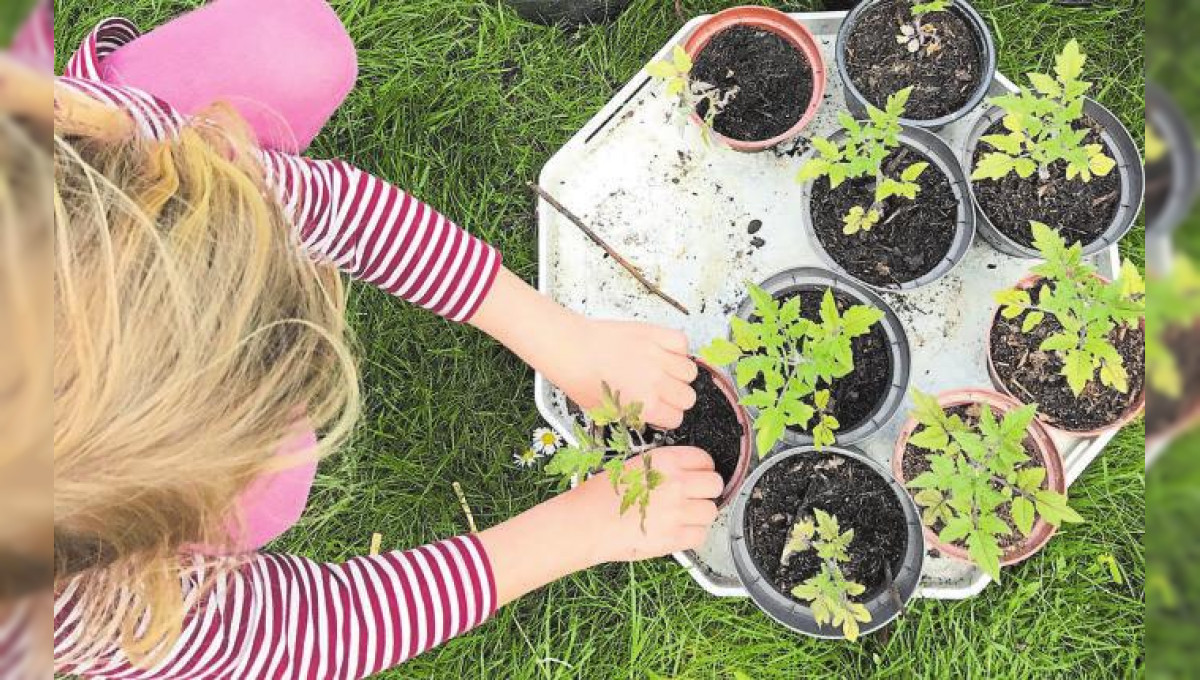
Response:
[798,126,976,291]
[733,267,911,450]
[962,98,1146,259]
[835,0,996,130]
[728,445,925,639]
[1146,84,1199,271]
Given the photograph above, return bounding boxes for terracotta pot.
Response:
[985,273,1147,438]
[693,357,754,507]
[681,6,826,153]
[890,388,1065,570]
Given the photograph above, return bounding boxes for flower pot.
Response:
[798,125,976,291]
[1147,321,1200,462]
[962,98,1145,259]
[891,388,1064,568]
[732,267,911,451]
[835,0,996,129]
[985,274,1146,437]
[691,358,755,507]
[1145,84,1199,271]
[682,6,826,152]
[729,445,925,639]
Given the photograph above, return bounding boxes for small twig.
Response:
[529,183,690,314]
[674,0,685,21]
[452,481,478,534]
[369,532,383,556]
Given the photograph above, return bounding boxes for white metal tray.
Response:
[533,11,1119,600]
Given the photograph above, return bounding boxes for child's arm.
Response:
[52,448,721,679]
[263,153,699,428]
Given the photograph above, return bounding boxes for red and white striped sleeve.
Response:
[53,535,497,679]
[60,18,502,323]
[258,151,502,322]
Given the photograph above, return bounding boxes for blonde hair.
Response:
[53,96,361,663]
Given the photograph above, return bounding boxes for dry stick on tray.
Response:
[529,183,690,315]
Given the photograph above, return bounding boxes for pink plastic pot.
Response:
[986,273,1146,438]
[891,389,1065,569]
[682,6,826,153]
[693,357,754,507]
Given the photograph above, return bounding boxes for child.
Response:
[50,1,721,676]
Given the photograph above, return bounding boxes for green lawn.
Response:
[54,1,1144,677]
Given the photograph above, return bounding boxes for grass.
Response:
[54,0,1144,677]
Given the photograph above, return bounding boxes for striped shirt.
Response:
[43,16,502,679]
[60,18,501,322]
[53,536,496,679]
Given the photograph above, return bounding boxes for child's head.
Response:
[53,96,360,660]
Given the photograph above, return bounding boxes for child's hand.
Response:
[576,446,722,564]
[562,318,698,429]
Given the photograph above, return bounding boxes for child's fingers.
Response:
[679,499,720,527]
[655,446,716,472]
[663,352,700,383]
[659,377,697,412]
[649,326,689,355]
[679,471,725,501]
[644,402,684,430]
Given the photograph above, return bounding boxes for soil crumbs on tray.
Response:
[991,304,1145,432]
[662,368,744,485]
[692,25,812,142]
[745,451,907,601]
[811,145,959,287]
[972,116,1122,249]
[902,404,1049,551]
[844,0,983,120]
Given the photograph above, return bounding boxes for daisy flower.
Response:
[531,427,563,455]
[513,448,540,468]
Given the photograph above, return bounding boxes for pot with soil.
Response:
[799,126,975,290]
[668,358,755,506]
[563,359,753,507]
[729,445,924,639]
[682,6,826,152]
[836,0,996,129]
[733,267,910,447]
[987,273,1146,437]
[892,389,1069,576]
[1147,321,1200,459]
[963,98,1145,258]
[1145,85,1199,268]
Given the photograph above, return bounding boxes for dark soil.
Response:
[1147,324,1200,438]
[745,451,908,602]
[990,303,1145,432]
[691,25,813,142]
[749,288,893,434]
[844,0,983,120]
[901,404,1048,551]
[810,145,959,287]
[661,367,745,485]
[972,116,1123,249]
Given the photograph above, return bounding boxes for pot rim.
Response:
[691,357,755,507]
[984,273,1146,437]
[797,125,977,292]
[681,5,827,152]
[730,266,912,451]
[890,388,1065,568]
[729,445,925,639]
[834,0,997,129]
[962,98,1146,259]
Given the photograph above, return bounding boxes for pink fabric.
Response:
[100,0,358,153]
[226,425,319,552]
